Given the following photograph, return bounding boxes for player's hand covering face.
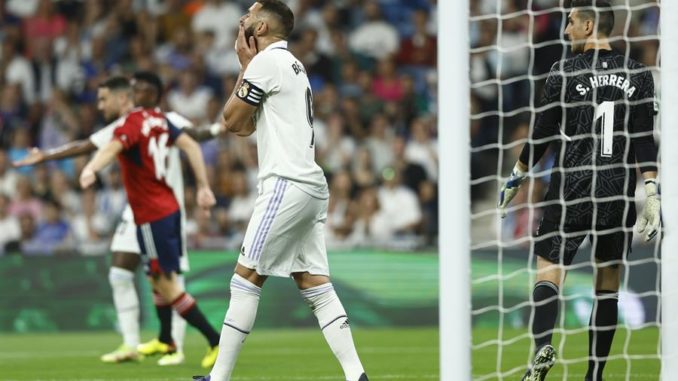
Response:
[636,180,661,241]
[235,24,259,70]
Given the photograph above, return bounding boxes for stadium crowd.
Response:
[0,0,438,255]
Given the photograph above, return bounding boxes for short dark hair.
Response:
[571,0,614,36]
[258,0,294,39]
[98,76,131,92]
[132,71,164,104]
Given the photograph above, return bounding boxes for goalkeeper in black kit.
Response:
[497,1,660,381]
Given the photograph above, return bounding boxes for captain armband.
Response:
[236,79,265,106]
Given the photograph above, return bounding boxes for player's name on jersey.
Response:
[576,74,636,98]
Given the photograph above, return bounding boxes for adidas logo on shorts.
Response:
[340,319,350,329]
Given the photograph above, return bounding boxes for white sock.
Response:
[301,283,364,381]
[209,274,261,381]
[109,267,140,349]
[172,274,187,353]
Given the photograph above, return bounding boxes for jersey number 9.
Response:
[306,87,315,148]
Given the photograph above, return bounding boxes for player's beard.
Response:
[244,23,259,51]
[103,109,120,123]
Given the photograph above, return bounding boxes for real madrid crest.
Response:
[238,82,250,98]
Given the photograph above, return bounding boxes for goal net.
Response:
[467,1,662,380]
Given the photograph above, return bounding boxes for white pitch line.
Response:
[0,346,437,359]
[3,375,441,381]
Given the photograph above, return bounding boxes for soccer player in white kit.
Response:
[14,75,222,367]
[195,2,368,381]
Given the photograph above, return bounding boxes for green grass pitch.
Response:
[0,328,439,381]
[473,327,660,381]
[0,327,659,380]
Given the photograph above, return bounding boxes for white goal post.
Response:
[439,0,471,381]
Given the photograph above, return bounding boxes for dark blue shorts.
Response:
[136,210,183,275]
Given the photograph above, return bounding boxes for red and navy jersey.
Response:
[113,108,184,224]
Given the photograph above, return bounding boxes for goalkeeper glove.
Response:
[498,164,527,219]
[636,179,661,241]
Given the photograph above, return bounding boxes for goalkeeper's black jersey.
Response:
[519,49,657,227]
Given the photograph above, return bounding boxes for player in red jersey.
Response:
[80,72,220,365]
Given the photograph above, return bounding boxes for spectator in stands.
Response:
[21,199,71,255]
[155,0,191,44]
[4,212,35,254]
[377,167,422,235]
[405,117,438,181]
[96,168,126,219]
[186,206,227,250]
[71,188,110,255]
[1,38,35,104]
[326,170,356,248]
[366,113,395,173]
[317,113,355,174]
[349,2,399,60]
[227,170,255,232]
[351,145,378,189]
[22,0,66,56]
[8,175,42,220]
[0,84,25,144]
[372,58,405,102]
[348,186,393,247]
[292,28,334,87]
[48,170,79,215]
[167,70,213,124]
[0,194,21,254]
[390,135,427,193]
[191,0,241,49]
[418,180,438,245]
[397,9,437,68]
[0,149,18,197]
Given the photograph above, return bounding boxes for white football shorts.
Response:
[238,177,330,277]
[111,205,189,272]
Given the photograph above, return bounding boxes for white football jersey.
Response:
[239,40,329,199]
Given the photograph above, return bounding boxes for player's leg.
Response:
[585,231,628,381]
[101,211,143,363]
[523,221,585,381]
[156,274,188,366]
[294,271,367,381]
[137,212,220,366]
[531,256,564,353]
[103,251,142,362]
[208,264,266,381]
[207,178,308,381]
[150,272,219,351]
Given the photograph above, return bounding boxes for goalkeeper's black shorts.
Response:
[533,219,632,266]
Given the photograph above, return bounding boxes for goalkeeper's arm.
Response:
[497,121,556,218]
[498,63,562,218]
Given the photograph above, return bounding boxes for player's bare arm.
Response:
[174,133,216,214]
[13,140,97,167]
[183,123,223,141]
[79,140,124,189]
